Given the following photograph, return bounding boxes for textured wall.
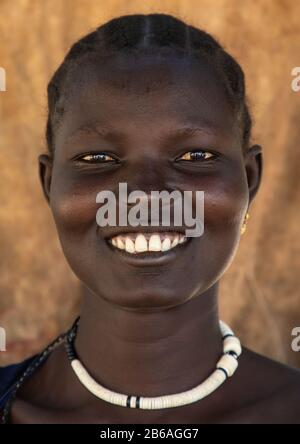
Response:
[0,0,300,367]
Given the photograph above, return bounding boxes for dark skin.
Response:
[6,53,300,423]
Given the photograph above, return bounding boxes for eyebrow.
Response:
[68,121,216,142]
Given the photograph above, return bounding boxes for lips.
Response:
[108,231,187,254]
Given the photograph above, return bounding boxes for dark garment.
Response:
[0,355,37,411]
[0,318,78,423]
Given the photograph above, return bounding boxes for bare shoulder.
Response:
[243,346,300,385]
[235,347,300,423]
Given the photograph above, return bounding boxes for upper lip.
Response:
[102,226,187,240]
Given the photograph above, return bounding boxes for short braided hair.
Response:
[46,13,252,156]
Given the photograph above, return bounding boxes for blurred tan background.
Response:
[0,0,300,367]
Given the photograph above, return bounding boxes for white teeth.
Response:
[125,237,135,253]
[171,236,179,247]
[161,237,172,252]
[116,237,125,250]
[135,234,148,252]
[179,234,185,244]
[148,234,161,251]
[109,232,188,254]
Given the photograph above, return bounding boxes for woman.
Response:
[1,13,299,424]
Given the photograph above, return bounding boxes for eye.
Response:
[77,152,117,163]
[176,150,216,162]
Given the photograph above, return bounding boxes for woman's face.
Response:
[41,53,255,310]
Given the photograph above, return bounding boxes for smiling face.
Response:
[40,52,256,310]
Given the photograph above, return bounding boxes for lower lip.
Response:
[104,238,192,267]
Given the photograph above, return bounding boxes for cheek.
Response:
[204,180,248,236]
[48,174,105,284]
[193,170,249,281]
[190,162,249,234]
[49,175,100,240]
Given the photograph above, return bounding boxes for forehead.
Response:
[55,53,238,147]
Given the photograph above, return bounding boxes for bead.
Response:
[223,336,242,357]
[130,396,136,408]
[227,350,238,359]
[136,396,141,408]
[222,333,235,340]
[216,353,238,377]
[217,367,228,378]
[219,320,234,337]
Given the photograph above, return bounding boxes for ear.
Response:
[38,154,53,205]
[244,144,263,205]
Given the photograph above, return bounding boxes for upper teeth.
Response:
[109,232,187,254]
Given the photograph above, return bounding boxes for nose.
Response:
[120,186,180,208]
[111,154,184,223]
[118,155,173,202]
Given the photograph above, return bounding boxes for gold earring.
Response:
[241,212,250,235]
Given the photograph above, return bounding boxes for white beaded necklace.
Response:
[65,320,242,410]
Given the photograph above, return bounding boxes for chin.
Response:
[97,285,192,311]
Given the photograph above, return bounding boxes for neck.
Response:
[74,283,222,397]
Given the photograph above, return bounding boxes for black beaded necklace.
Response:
[0,317,80,424]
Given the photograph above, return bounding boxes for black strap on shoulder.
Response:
[0,356,37,409]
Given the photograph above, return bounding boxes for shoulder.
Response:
[236,347,300,423]
[243,347,300,384]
